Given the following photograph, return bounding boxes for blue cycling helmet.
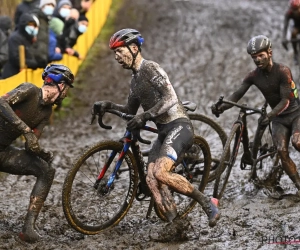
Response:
[42,64,74,88]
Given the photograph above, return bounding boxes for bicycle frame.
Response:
[93,125,158,201]
[216,96,272,173]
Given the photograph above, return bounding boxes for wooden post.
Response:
[18,45,27,82]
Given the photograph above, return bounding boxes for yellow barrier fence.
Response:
[0,0,112,95]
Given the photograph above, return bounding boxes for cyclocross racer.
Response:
[92,28,220,228]
[212,35,300,196]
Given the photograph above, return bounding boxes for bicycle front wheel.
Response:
[62,141,138,235]
[252,125,281,185]
[213,123,242,199]
[188,113,228,182]
[154,135,211,221]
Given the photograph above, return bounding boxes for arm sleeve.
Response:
[143,64,178,118]
[221,75,252,111]
[267,67,293,119]
[0,83,36,133]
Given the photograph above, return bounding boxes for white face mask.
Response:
[43,5,54,16]
[78,24,87,33]
[59,8,71,18]
[25,25,38,36]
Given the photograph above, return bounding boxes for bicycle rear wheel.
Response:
[62,141,138,235]
[154,135,211,221]
[213,123,242,199]
[188,113,228,182]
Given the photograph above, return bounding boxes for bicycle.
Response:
[62,108,212,235]
[212,96,281,200]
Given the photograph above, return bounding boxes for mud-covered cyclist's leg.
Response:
[290,114,300,190]
[273,121,300,191]
[147,162,177,222]
[0,145,55,243]
[147,138,177,222]
[152,120,220,227]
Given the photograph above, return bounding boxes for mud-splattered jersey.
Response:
[128,59,188,124]
[0,83,52,148]
[228,62,299,119]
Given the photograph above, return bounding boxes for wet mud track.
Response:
[1,0,300,249]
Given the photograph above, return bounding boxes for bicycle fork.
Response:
[93,139,131,195]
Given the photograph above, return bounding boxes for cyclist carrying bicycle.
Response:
[0,64,74,243]
[282,0,300,65]
[212,35,300,197]
[92,28,220,229]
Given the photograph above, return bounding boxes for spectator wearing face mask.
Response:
[58,14,89,59]
[53,0,73,23]
[0,16,12,77]
[2,14,40,79]
[14,0,40,27]
[30,0,57,69]
[48,17,64,62]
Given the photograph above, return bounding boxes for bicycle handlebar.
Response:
[216,95,266,116]
[91,109,152,145]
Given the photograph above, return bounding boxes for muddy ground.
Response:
[1,0,300,249]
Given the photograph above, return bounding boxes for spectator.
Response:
[0,16,13,37]
[30,0,57,69]
[79,0,93,18]
[0,16,12,77]
[59,14,88,59]
[53,0,73,23]
[48,17,64,62]
[14,0,40,27]
[2,14,40,79]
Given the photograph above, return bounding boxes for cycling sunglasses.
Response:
[47,73,64,83]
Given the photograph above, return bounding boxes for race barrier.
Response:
[0,0,112,95]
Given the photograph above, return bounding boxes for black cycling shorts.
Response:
[148,118,194,164]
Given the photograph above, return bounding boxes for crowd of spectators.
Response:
[0,0,93,79]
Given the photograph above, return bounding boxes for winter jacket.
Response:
[48,29,63,62]
[2,13,39,79]
[30,9,50,68]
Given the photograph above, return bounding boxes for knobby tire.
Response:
[62,141,138,235]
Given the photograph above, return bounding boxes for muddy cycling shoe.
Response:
[19,228,41,243]
[150,218,190,242]
[204,198,221,227]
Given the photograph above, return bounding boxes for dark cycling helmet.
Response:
[42,64,74,88]
[247,35,272,55]
[109,28,144,50]
[290,0,300,9]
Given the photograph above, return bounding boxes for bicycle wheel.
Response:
[213,123,242,199]
[188,113,228,182]
[252,125,281,184]
[62,141,139,235]
[154,135,211,221]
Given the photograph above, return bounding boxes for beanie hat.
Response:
[49,17,64,35]
[57,0,72,9]
[39,0,57,8]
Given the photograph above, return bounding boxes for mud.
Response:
[1,0,300,249]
